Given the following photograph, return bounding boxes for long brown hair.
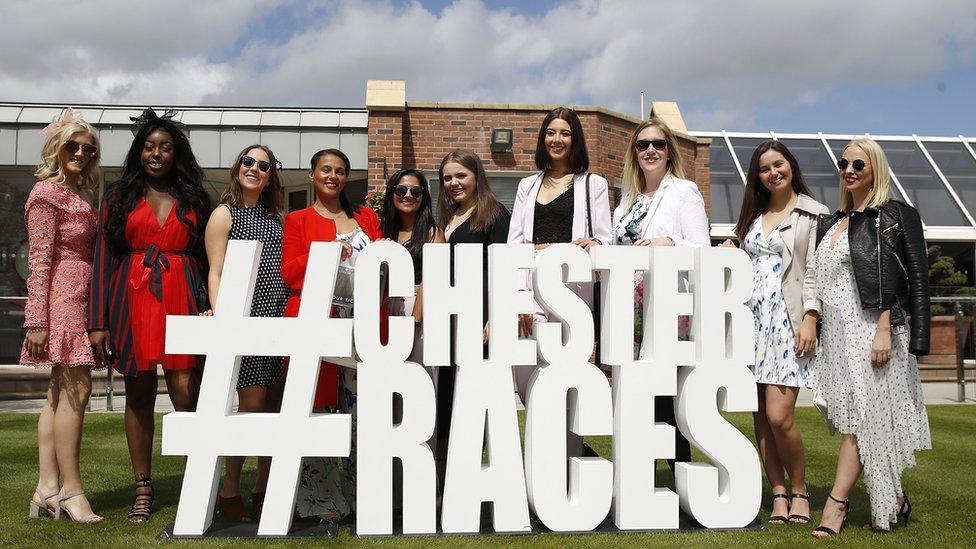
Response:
[734,140,813,243]
[437,149,503,233]
[222,144,284,219]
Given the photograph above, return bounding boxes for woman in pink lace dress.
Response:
[21,111,104,524]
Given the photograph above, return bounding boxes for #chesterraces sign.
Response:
[162,241,760,536]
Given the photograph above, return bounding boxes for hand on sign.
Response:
[634,237,673,246]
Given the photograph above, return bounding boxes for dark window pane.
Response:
[878,141,968,226]
[922,141,976,222]
[708,140,743,224]
[777,138,840,212]
[728,137,769,171]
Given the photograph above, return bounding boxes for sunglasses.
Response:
[635,139,668,152]
[63,140,97,157]
[837,158,867,172]
[394,185,424,198]
[241,155,281,173]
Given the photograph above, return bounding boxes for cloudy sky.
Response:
[3,0,974,135]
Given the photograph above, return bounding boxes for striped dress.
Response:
[89,194,206,376]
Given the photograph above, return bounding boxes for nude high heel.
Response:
[28,489,60,519]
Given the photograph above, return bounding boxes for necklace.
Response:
[543,173,573,188]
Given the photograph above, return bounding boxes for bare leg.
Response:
[254,378,284,495]
[813,434,862,537]
[33,372,61,510]
[753,385,789,519]
[164,368,201,412]
[220,384,269,498]
[124,371,158,481]
[762,384,808,520]
[53,366,98,520]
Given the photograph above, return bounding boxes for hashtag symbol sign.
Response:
[162,240,353,536]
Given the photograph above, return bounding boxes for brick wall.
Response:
[367,104,712,217]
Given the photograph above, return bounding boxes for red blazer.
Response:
[281,205,383,316]
[280,205,383,409]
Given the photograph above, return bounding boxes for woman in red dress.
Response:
[88,109,211,523]
[283,148,382,521]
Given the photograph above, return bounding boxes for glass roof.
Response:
[693,132,976,230]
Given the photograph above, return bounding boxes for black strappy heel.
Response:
[789,492,812,524]
[768,493,790,524]
[127,474,154,523]
[812,493,850,537]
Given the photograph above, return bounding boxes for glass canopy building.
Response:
[0,98,973,367]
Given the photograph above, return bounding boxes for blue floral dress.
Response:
[743,217,811,388]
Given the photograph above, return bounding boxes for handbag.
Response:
[812,388,837,436]
[584,173,603,371]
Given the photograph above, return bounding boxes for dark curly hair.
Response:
[104,110,211,262]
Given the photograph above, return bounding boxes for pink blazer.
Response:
[507,172,612,316]
[508,172,613,245]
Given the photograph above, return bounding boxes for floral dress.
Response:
[812,222,931,530]
[295,227,371,522]
[743,217,811,387]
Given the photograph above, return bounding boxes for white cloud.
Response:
[2,0,974,129]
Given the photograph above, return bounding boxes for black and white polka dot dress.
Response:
[811,222,930,530]
[227,203,289,389]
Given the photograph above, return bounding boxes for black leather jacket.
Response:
[816,200,930,356]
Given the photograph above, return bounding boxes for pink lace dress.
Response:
[20,179,98,368]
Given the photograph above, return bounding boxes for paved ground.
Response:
[1,381,972,414]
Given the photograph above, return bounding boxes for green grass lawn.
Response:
[0,406,972,548]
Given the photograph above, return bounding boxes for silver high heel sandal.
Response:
[58,490,104,524]
[28,489,60,519]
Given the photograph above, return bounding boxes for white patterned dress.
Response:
[812,222,931,530]
[744,217,811,387]
[296,227,371,522]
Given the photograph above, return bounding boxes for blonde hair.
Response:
[35,118,101,191]
[839,137,891,212]
[619,117,686,216]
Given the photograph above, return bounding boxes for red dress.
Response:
[90,197,205,376]
[281,206,383,408]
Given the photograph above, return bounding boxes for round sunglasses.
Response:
[837,158,867,172]
[241,155,282,173]
[63,140,97,157]
[393,184,424,198]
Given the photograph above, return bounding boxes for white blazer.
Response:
[611,174,711,247]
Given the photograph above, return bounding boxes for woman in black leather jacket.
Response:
[810,138,931,537]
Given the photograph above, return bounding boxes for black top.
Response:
[532,189,574,244]
[447,206,512,325]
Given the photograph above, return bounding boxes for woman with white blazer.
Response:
[611,117,711,471]
[508,107,612,456]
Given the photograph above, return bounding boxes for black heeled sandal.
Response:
[863,491,912,530]
[812,493,850,537]
[789,492,812,524]
[897,492,912,527]
[768,493,790,524]
[127,474,154,523]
